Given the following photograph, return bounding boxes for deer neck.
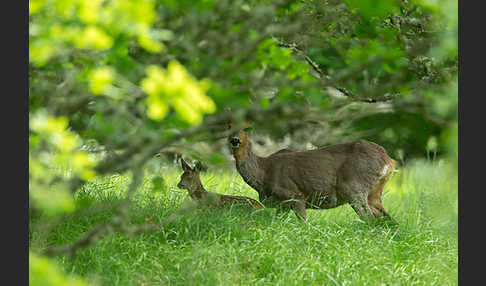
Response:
[188,182,207,200]
[234,141,265,194]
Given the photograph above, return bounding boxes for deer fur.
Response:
[227,124,396,223]
[177,159,264,210]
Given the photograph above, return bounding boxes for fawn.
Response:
[177,159,264,210]
[227,122,396,223]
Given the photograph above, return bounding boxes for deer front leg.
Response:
[291,200,307,221]
[268,185,307,221]
[349,198,375,224]
[338,180,376,224]
[275,203,291,217]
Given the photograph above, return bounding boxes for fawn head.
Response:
[177,159,204,191]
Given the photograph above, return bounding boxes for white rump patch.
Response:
[381,165,389,177]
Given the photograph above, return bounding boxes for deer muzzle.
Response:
[229,137,241,148]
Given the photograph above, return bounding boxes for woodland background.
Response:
[29,0,457,285]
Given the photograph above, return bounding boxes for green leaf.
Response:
[345,0,400,20]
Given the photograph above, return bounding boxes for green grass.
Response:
[30,159,458,286]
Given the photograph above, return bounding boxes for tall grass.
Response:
[29,159,457,285]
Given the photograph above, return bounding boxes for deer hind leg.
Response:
[367,178,389,217]
[367,170,397,224]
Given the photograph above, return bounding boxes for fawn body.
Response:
[228,125,395,223]
[177,159,264,210]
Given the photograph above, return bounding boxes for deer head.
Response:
[227,121,253,163]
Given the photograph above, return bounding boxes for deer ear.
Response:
[181,158,191,171]
[242,120,253,132]
[225,108,232,130]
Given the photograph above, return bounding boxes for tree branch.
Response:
[43,165,144,257]
[277,41,401,103]
[41,188,201,257]
[277,41,327,79]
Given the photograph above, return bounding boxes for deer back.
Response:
[259,140,394,205]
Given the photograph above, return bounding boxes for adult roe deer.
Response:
[227,123,396,223]
[177,159,264,210]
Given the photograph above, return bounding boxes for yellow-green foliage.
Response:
[87,67,115,95]
[29,0,162,66]
[30,0,215,124]
[30,112,97,180]
[30,112,97,216]
[30,252,89,286]
[141,61,216,124]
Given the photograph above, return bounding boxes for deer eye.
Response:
[243,127,252,132]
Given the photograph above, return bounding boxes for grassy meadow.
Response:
[29,159,458,286]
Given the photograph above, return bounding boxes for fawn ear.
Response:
[181,158,192,171]
[194,161,205,172]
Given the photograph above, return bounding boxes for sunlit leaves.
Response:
[30,112,97,181]
[29,0,46,16]
[87,67,115,95]
[71,152,97,180]
[140,61,216,124]
[29,252,88,286]
[110,0,158,28]
[29,178,76,216]
[137,29,165,53]
[78,0,104,24]
[75,26,114,50]
[29,40,56,67]
[29,0,164,66]
[29,113,98,218]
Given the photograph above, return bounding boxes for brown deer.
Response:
[177,159,264,210]
[227,123,396,224]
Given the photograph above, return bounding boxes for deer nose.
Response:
[230,137,241,147]
[177,182,183,189]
